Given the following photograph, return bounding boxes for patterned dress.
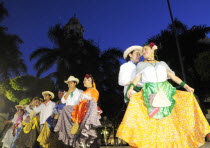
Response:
[15,114,40,148]
[55,88,101,147]
[117,61,210,148]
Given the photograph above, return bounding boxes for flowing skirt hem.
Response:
[116,90,210,148]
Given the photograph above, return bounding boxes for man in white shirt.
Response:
[118,45,142,103]
[62,76,83,106]
[54,75,82,139]
[26,91,55,131]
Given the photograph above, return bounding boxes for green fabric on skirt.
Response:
[142,81,176,119]
[124,84,142,103]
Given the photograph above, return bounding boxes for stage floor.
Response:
[100,142,210,148]
[200,142,210,148]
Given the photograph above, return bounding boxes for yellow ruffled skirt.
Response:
[37,123,51,148]
[116,90,210,148]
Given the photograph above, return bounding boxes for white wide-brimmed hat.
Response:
[64,76,79,84]
[15,105,23,110]
[123,45,143,59]
[42,91,55,99]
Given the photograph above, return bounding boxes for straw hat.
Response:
[42,91,55,99]
[15,105,23,110]
[64,76,79,84]
[123,45,142,59]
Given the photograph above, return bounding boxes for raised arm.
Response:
[33,104,42,114]
[167,70,194,93]
[25,105,33,113]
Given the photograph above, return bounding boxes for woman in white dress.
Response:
[117,43,210,148]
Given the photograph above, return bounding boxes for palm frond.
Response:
[48,24,64,47]
[36,59,57,77]
[30,48,58,60]
[168,18,188,33]
[33,50,58,69]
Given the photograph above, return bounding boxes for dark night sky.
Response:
[1,0,210,77]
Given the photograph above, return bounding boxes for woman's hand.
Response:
[167,70,195,93]
[127,74,141,99]
[127,88,134,98]
[184,84,194,93]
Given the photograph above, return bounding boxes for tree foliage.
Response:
[147,19,210,89]
[0,2,26,80]
[0,2,8,22]
[0,75,55,103]
[30,17,124,118]
[195,51,210,81]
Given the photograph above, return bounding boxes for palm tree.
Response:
[0,2,8,22]
[30,22,101,89]
[30,17,123,92]
[195,50,210,81]
[147,19,210,89]
[30,16,124,119]
[0,3,26,80]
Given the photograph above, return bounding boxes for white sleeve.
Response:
[78,89,83,93]
[52,102,56,109]
[80,94,92,100]
[61,92,67,104]
[51,102,56,115]
[25,105,33,113]
[33,104,42,114]
[160,61,175,74]
[118,63,133,86]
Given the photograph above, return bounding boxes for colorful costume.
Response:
[12,112,29,148]
[14,113,40,148]
[54,88,82,146]
[24,99,55,148]
[72,88,101,147]
[35,101,56,148]
[1,114,23,148]
[37,107,65,148]
[117,61,210,148]
[55,88,101,147]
